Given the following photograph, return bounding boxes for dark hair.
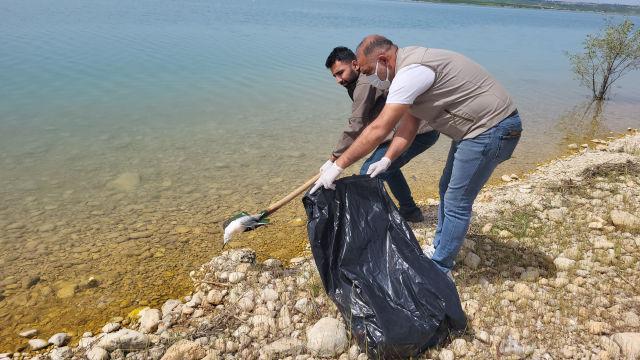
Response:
[357,36,395,58]
[325,46,356,69]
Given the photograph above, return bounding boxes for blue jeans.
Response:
[432,113,522,272]
[360,130,440,210]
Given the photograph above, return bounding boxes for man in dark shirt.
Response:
[320,46,440,222]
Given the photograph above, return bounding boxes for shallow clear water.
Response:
[1,0,639,350]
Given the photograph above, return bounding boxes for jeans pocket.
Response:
[494,134,521,164]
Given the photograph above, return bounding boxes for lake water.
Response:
[1,0,640,350]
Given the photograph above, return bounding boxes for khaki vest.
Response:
[396,47,517,141]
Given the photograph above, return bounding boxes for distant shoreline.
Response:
[405,0,640,15]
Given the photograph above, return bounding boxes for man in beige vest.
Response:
[311,35,522,280]
[322,46,439,222]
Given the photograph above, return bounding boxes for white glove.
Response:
[310,162,344,193]
[366,157,392,178]
[320,160,334,173]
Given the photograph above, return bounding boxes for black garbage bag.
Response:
[303,175,467,359]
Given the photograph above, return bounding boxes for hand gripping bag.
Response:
[303,176,467,359]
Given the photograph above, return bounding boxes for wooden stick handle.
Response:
[265,173,322,215]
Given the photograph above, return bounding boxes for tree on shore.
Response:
[564,16,640,100]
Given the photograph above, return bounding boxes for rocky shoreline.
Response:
[4,132,640,359]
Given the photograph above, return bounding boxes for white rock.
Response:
[593,296,610,307]
[49,347,72,360]
[589,222,604,229]
[438,349,454,360]
[461,300,479,320]
[307,318,349,358]
[48,333,69,346]
[624,312,640,327]
[266,300,276,311]
[250,315,276,330]
[279,305,293,329]
[98,329,149,351]
[520,270,539,281]
[18,328,38,337]
[192,309,204,318]
[140,309,162,333]
[462,238,476,249]
[567,144,578,150]
[182,306,195,315]
[464,252,481,269]
[563,248,581,261]
[612,333,640,359]
[594,241,615,249]
[587,321,611,335]
[349,344,360,360]
[206,290,227,305]
[262,338,304,357]
[475,330,490,343]
[86,347,108,360]
[102,323,120,333]
[28,339,48,351]
[610,210,640,230]
[161,299,182,316]
[262,288,279,302]
[481,223,493,234]
[83,332,93,338]
[237,297,255,312]
[160,340,206,360]
[514,283,535,300]
[228,272,246,284]
[531,200,544,211]
[295,298,311,313]
[263,259,282,267]
[186,293,203,307]
[600,336,621,358]
[163,311,180,325]
[225,341,238,353]
[213,338,226,352]
[548,208,564,222]
[501,175,512,182]
[553,257,575,270]
[232,325,251,338]
[279,315,293,330]
[451,338,467,356]
[78,337,97,348]
[551,277,568,289]
[136,307,151,320]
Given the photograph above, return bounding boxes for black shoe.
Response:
[400,207,424,223]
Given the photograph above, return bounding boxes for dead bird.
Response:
[221,173,321,248]
[223,213,268,248]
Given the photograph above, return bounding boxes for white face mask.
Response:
[366,60,391,90]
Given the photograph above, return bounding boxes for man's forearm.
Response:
[384,113,421,162]
[336,104,410,169]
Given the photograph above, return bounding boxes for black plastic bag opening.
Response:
[303,175,467,359]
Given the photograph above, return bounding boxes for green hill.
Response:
[411,0,640,14]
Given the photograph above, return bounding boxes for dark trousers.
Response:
[360,130,440,210]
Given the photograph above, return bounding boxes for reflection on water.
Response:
[1,0,640,352]
[553,100,614,151]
